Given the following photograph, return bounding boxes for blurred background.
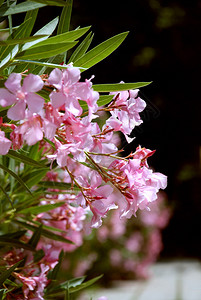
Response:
[14,0,201,260]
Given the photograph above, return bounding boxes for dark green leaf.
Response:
[93,81,152,92]
[0,1,46,17]
[6,149,48,168]
[47,250,64,280]
[34,249,45,262]
[0,184,13,208]
[37,181,75,190]
[74,32,128,70]
[31,26,90,47]
[15,169,47,191]
[18,201,65,214]
[15,220,74,244]
[0,163,32,195]
[0,35,46,45]
[0,0,4,8]
[28,224,42,248]
[29,0,71,6]
[0,260,22,287]
[0,230,26,240]
[69,31,93,63]
[24,8,39,37]
[0,238,34,250]
[57,0,72,34]
[16,41,77,60]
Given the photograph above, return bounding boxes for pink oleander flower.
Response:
[48,64,94,116]
[106,88,146,142]
[0,130,12,154]
[0,73,44,120]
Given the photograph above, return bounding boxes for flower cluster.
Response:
[64,192,171,282]
[0,64,167,298]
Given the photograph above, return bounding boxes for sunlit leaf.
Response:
[16,41,77,60]
[29,0,71,6]
[93,81,152,92]
[0,1,46,17]
[74,32,128,70]
[57,0,72,34]
[69,31,93,63]
[0,35,47,46]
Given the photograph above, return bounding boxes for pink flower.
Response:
[48,64,92,116]
[0,73,44,120]
[0,130,12,154]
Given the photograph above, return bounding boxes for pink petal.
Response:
[50,91,66,108]
[0,88,16,107]
[75,82,91,100]
[22,74,44,93]
[26,93,44,113]
[5,73,21,93]
[0,131,12,155]
[63,66,80,85]
[7,100,26,120]
[24,125,43,145]
[48,68,63,90]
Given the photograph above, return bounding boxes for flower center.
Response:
[16,90,25,100]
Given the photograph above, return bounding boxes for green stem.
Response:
[6,0,13,35]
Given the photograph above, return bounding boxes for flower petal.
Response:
[0,88,16,107]
[7,100,26,120]
[5,73,21,93]
[50,91,66,108]
[26,93,44,113]
[22,74,44,93]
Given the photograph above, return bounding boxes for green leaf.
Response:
[22,16,59,51]
[6,149,48,168]
[0,184,13,208]
[18,201,65,214]
[74,32,128,70]
[0,163,32,195]
[0,0,4,8]
[28,224,42,248]
[29,0,71,6]
[69,31,93,63]
[69,275,103,293]
[57,0,72,34]
[93,81,152,92]
[34,249,45,262]
[37,181,75,190]
[0,1,46,16]
[24,8,39,37]
[15,220,74,244]
[47,250,64,280]
[0,238,35,251]
[0,230,26,240]
[30,26,91,47]
[0,35,47,46]
[0,260,22,287]
[15,169,48,191]
[97,94,114,106]
[16,41,77,60]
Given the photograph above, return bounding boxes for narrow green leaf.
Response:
[15,169,47,191]
[30,26,91,48]
[37,181,75,190]
[0,35,47,46]
[16,41,77,60]
[0,1,46,16]
[57,0,72,34]
[0,0,5,8]
[97,94,114,106]
[0,260,22,287]
[69,275,103,293]
[22,17,59,51]
[28,224,42,248]
[47,250,64,280]
[6,149,48,168]
[29,0,71,6]
[0,230,26,240]
[34,249,45,262]
[74,32,129,70]
[0,184,13,208]
[69,31,93,63]
[24,8,39,37]
[18,202,65,214]
[0,238,35,251]
[93,81,152,92]
[15,220,74,244]
[0,163,32,195]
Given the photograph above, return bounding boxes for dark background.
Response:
[17,0,201,258]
